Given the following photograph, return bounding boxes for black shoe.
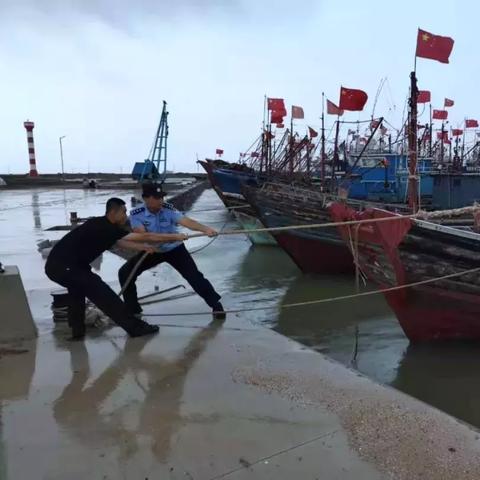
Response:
[129,320,160,338]
[212,302,226,321]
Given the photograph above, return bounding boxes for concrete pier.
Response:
[2,187,480,479]
[1,295,480,479]
[0,266,37,341]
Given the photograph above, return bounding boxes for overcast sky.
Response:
[0,0,475,174]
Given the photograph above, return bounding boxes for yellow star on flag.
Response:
[422,33,430,42]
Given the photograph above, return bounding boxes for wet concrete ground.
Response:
[2,187,480,478]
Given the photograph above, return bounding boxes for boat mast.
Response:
[321,92,326,188]
[440,121,445,164]
[268,124,273,175]
[429,104,433,157]
[260,95,267,174]
[407,71,419,212]
[332,118,340,189]
[289,108,294,175]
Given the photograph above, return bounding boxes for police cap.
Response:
[141,183,166,198]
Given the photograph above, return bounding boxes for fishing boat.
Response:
[241,182,398,274]
[243,183,351,273]
[198,159,277,246]
[329,31,480,342]
[197,160,250,210]
[329,203,480,341]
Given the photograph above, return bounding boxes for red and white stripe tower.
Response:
[23,120,38,177]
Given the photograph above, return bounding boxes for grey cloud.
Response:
[0,0,317,29]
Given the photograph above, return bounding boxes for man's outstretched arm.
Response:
[178,217,217,237]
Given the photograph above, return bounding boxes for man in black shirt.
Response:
[46,197,187,339]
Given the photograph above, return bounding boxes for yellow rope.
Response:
[143,265,480,317]
[186,212,419,239]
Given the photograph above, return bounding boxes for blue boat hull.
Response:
[211,168,259,195]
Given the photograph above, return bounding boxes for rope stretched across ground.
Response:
[142,265,480,317]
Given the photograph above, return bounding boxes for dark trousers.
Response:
[45,260,139,335]
[118,244,221,314]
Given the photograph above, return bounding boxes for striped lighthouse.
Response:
[23,120,38,177]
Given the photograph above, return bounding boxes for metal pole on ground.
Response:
[59,135,66,182]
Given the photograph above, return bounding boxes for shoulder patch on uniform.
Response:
[130,206,145,216]
[163,202,176,211]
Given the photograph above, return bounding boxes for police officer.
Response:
[118,183,225,320]
[45,197,187,339]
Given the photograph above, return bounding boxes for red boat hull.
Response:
[385,286,480,342]
[274,232,354,274]
[329,202,480,342]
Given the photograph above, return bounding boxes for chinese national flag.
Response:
[308,126,318,138]
[292,105,304,119]
[251,152,259,158]
[339,87,368,111]
[271,111,285,124]
[466,119,479,128]
[216,148,224,155]
[267,98,285,111]
[444,98,454,107]
[326,99,344,116]
[416,29,454,64]
[432,109,448,120]
[276,123,284,128]
[452,129,463,136]
[417,90,431,103]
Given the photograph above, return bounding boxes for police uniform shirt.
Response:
[130,203,184,252]
[48,217,128,267]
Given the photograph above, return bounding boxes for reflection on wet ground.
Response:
[2,187,480,432]
[54,320,223,465]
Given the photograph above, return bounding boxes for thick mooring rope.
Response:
[184,212,420,239]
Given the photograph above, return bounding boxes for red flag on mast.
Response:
[271,111,285,124]
[339,87,368,111]
[267,98,285,111]
[432,109,448,120]
[466,119,479,128]
[415,29,454,64]
[444,98,454,107]
[451,129,463,136]
[417,90,431,103]
[437,131,449,141]
[326,99,344,116]
[291,106,304,119]
[215,148,224,155]
[308,127,318,138]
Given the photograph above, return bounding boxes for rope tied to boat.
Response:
[142,265,480,317]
